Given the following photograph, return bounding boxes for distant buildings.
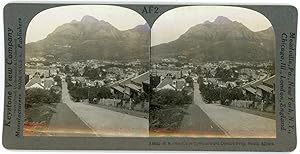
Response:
[152,69,191,79]
[29,57,47,62]
[203,78,237,88]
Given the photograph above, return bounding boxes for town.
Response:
[149,57,275,137]
[22,5,276,139]
[24,54,276,138]
[24,57,150,137]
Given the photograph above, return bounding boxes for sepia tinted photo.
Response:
[24,5,150,137]
[150,6,276,138]
[24,5,276,139]
[3,2,298,151]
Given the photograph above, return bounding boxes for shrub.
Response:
[25,88,60,108]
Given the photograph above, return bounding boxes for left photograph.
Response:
[24,5,150,137]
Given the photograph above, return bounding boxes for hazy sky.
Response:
[26,5,147,43]
[151,6,273,46]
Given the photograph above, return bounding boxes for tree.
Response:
[229,87,244,101]
[53,75,62,87]
[25,88,59,108]
[97,87,112,99]
[185,76,194,88]
[65,75,71,83]
[215,67,238,82]
[69,87,88,102]
[83,66,101,80]
[197,76,205,89]
[199,83,222,104]
[64,65,71,74]
[174,62,183,67]
[67,81,75,90]
[220,87,244,106]
[87,86,99,103]
[220,87,229,105]
[73,70,81,77]
[194,66,202,75]
[69,88,81,102]
[151,89,192,108]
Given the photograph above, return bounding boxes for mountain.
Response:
[151,16,276,62]
[26,15,150,62]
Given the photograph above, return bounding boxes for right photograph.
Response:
[150,6,276,138]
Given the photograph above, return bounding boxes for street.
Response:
[47,81,275,138]
[48,82,149,137]
[48,103,96,137]
[179,103,226,137]
[193,83,276,138]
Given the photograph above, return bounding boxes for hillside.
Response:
[26,15,150,62]
[151,16,275,63]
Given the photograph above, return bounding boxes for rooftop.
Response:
[131,71,150,85]
[156,76,173,89]
[112,85,125,93]
[263,75,275,87]
[125,83,142,92]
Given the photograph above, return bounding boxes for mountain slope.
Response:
[26,15,150,62]
[151,16,275,62]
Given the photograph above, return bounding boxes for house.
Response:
[152,69,190,79]
[25,75,55,90]
[110,71,150,99]
[109,71,150,111]
[175,79,186,91]
[159,84,176,91]
[26,82,44,89]
[43,78,55,90]
[71,77,86,87]
[242,78,265,101]
[257,75,275,104]
[110,76,133,94]
[25,76,42,89]
[125,83,143,101]
[156,74,173,91]
[124,72,150,98]
[241,75,275,112]
[155,73,186,91]
[204,78,218,86]
[131,71,150,88]
[111,85,126,99]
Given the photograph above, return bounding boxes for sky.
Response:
[151,6,273,46]
[26,5,147,43]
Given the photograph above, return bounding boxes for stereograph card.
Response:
[2,3,298,151]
